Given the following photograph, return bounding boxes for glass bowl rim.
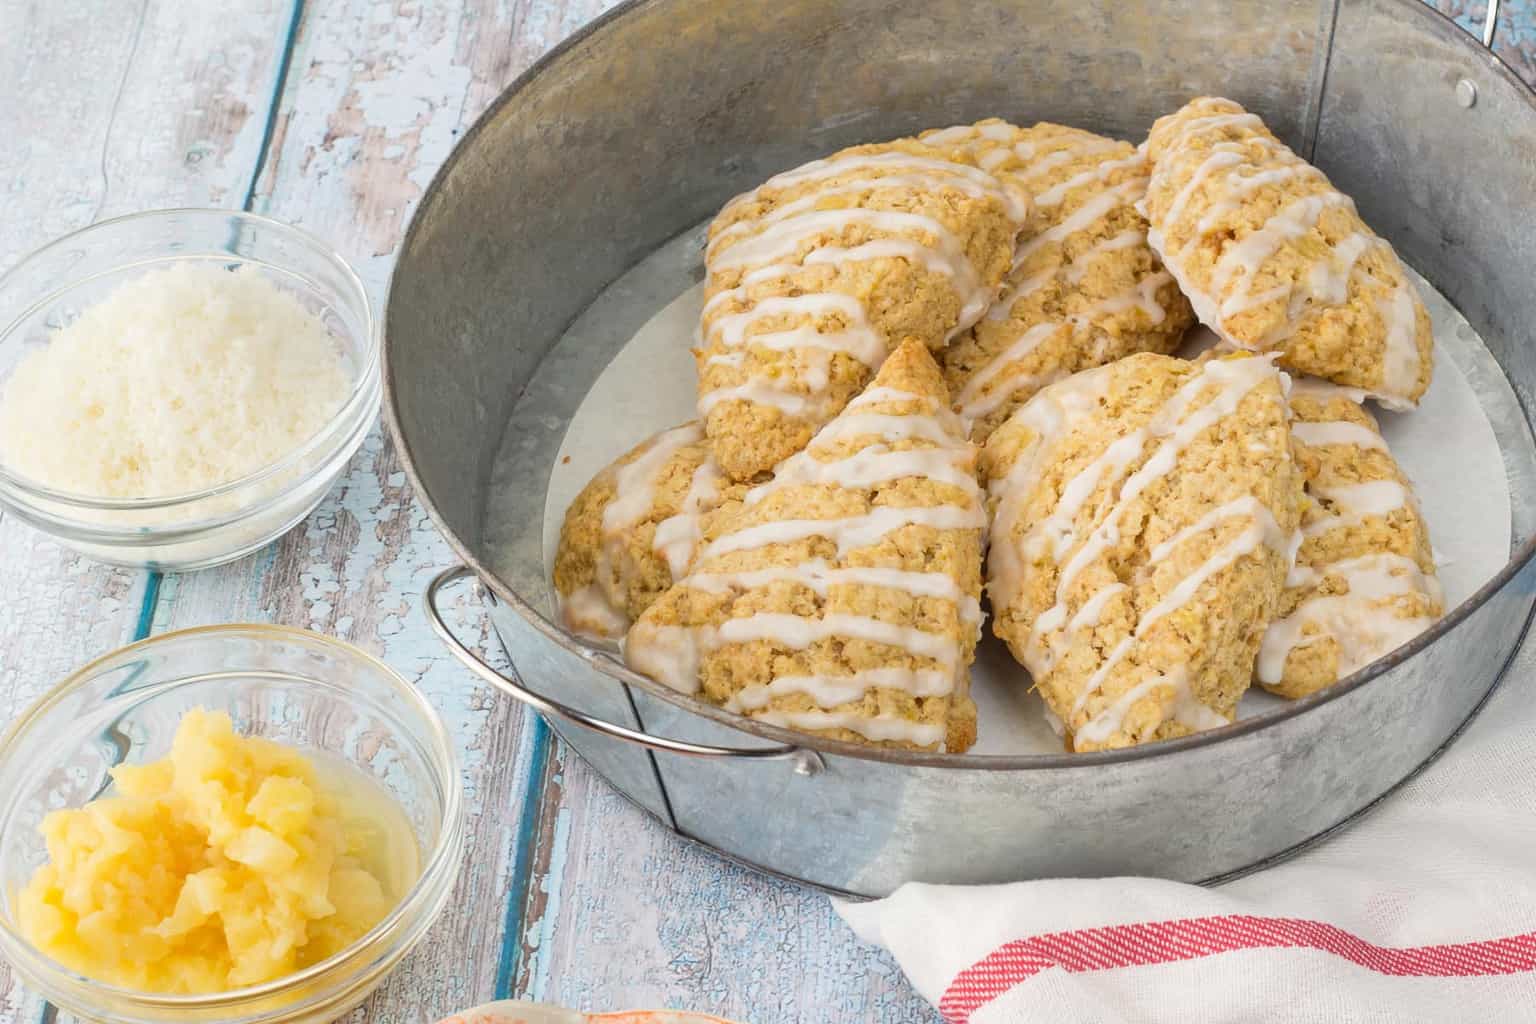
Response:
[0,622,465,1009]
[0,208,380,511]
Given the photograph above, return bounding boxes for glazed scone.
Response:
[628,340,986,752]
[1144,97,1433,408]
[1257,379,1443,698]
[698,138,1029,480]
[982,353,1304,751]
[922,120,1194,441]
[553,423,743,638]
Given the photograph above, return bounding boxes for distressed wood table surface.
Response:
[1,2,1532,1022]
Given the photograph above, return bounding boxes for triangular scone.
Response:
[698,138,1028,481]
[629,340,986,752]
[1258,379,1443,698]
[921,120,1194,442]
[1144,97,1433,408]
[982,353,1303,752]
[553,422,744,639]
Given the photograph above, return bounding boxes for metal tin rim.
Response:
[384,0,1536,772]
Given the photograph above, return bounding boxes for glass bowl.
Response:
[0,209,379,570]
[0,625,464,1024]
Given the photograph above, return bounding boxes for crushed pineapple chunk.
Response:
[17,709,409,993]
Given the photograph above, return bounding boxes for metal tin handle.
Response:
[425,565,819,765]
[1484,0,1500,49]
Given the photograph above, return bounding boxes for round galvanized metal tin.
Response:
[386,0,1536,894]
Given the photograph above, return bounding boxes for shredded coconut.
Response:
[0,263,351,499]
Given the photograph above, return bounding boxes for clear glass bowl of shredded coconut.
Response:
[0,209,379,569]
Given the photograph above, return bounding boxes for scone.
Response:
[553,423,742,638]
[698,138,1029,481]
[1257,379,1443,697]
[922,120,1194,441]
[1144,97,1433,408]
[627,340,986,752]
[982,353,1303,751]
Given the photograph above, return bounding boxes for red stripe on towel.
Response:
[937,915,1536,1023]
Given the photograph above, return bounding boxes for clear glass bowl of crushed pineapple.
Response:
[0,625,464,1024]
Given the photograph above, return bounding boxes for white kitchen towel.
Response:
[836,633,1536,1023]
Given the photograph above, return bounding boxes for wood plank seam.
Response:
[238,0,307,212]
[495,716,553,999]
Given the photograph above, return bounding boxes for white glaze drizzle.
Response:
[701,153,1033,429]
[1258,553,1438,684]
[561,580,631,639]
[1030,151,1144,205]
[709,170,1016,256]
[1017,137,1128,178]
[988,357,1285,741]
[1074,668,1229,746]
[752,709,945,747]
[561,424,706,637]
[625,622,712,693]
[955,323,1067,420]
[1014,180,1144,265]
[1193,161,1321,234]
[1302,479,1409,537]
[811,411,955,447]
[1063,229,1145,285]
[698,380,819,417]
[1073,271,1171,324]
[1162,147,1246,227]
[1288,376,1372,404]
[1161,111,1265,153]
[1064,500,1285,724]
[1378,273,1423,406]
[727,666,955,711]
[1146,496,1279,563]
[721,150,1027,221]
[1149,105,1426,405]
[602,424,705,535]
[715,611,956,662]
[963,239,1165,426]
[1290,419,1388,451]
[706,293,886,366]
[687,560,982,624]
[701,263,805,318]
[712,208,984,314]
[1065,581,1128,634]
[746,444,980,504]
[1209,193,1353,317]
[702,498,984,562]
[628,372,984,744]
[923,122,1020,146]
[983,369,1114,617]
[652,457,725,578]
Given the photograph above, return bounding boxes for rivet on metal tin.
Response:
[791,750,826,777]
[1457,79,1479,108]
